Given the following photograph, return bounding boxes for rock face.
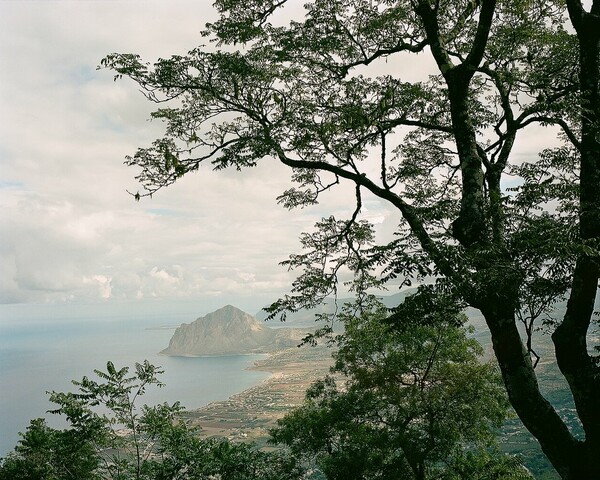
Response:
[161,305,306,356]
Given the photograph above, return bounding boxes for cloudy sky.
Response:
[0,1,562,320]
[0,0,390,317]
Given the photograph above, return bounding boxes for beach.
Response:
[186,344,335,447]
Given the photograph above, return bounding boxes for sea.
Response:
[0,302,271,457]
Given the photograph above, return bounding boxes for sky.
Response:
[0,1,563,319]
[0,0,386,317]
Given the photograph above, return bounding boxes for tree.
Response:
[270,298,530,480]
[0,361,304,480]
[553,2,600,476]
[101,1,599,477]
[0,418,99,480]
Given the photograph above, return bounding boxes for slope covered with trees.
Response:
[97,1,599,478]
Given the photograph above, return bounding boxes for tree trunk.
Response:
[480,298,599,479]
[446,77,489,247]
[552,4,600,477]
[415,2,599,477]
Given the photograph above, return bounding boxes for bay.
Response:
[0,305,270,457]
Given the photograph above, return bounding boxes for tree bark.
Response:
[446,76,489,247]
[438,2,600,476]
[481,298,599,479]
[415,0,494,247]
[552,3,600,477]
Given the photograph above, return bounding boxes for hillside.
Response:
[161,305,308,356]
[251,294,596,479]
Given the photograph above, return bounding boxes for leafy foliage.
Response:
[98,0,588,330]
[271,298,529,480]
[0,361,304,480]
[0,418,99,480]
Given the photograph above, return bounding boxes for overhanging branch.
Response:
[269,142,456,280]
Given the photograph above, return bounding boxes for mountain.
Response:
[160,305,308,356]
[254,290,417,331]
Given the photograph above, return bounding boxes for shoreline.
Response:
[158,352,271,358]
[185,344,334,447]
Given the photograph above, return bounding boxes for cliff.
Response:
[160,305,307,356]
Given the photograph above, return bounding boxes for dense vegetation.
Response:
[271,297,528,480]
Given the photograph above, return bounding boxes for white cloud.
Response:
[0,1,560,311]
[84,275,112,299]
[0,1,307,308]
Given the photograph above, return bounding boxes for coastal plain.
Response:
[185,344,334,448]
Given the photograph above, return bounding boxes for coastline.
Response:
[185,344,334,447]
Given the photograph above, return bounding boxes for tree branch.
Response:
[463,0,497,72]
[270,144,456,280]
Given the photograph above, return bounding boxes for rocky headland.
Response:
[161,305,309,356]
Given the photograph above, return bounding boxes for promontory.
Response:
[160,305,307,356]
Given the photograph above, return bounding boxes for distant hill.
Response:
[161,305,308,356]
[254,290,415,328]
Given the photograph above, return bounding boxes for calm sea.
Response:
[0,305,270,457]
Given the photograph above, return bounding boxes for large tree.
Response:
[102,0,599,477]
[271,299,529,480]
